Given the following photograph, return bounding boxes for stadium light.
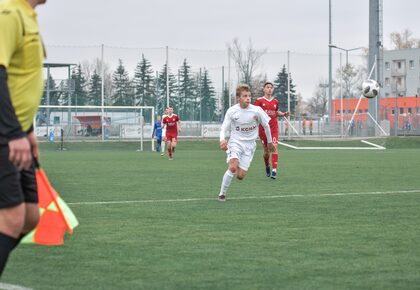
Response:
[328,45,364,67]
[329,44,364,137]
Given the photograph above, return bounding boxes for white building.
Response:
[382,48,420,97]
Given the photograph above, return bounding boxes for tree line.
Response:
[42,56,219,122]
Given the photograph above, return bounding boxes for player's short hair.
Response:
[263,81,273,88]
[236,84,250,97]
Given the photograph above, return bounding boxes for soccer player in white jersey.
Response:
[160,108,168,156]
[218,84,274,201]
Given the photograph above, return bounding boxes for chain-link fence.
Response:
[40,44,419,138]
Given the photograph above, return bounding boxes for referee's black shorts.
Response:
[0,138,38,209]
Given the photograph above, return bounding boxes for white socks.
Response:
[219,170,235,196]
[161,142,165,153]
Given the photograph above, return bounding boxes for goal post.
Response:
[35,105,155,151]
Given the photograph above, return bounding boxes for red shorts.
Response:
[259,127,278,147]
[166,133,178,142]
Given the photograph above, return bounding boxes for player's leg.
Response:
[236,167,248,180]
[0,142,28,276]
[161,136,166,155]
[218,158,238,201]
[270,132,279,179]
[271,143,279,179]
[156,138,161,153]
[20,164,40,234]
[167,137,173,160]
[236,143,254,181]
[218,142,243,201]
[171,137,177,153]
[0,204,25,277]
[259,131,270,177]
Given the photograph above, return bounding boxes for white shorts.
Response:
[226,140,256,171]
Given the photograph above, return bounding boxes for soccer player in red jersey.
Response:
[162,106,180,160]
[254,82,289,179]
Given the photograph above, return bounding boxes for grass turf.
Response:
[2,138,420,289]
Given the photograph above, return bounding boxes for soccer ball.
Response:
[362,79,379,98]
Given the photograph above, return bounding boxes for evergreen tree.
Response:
[178,59,196,120]
[88,69,102,106]
[156,64,177,115]
[41,74,60,106]
[198,69,217,121]
[70,64,88,106]
[221,82,230,120]
[133,54,155,106]
[39,74,61,125]
[111,59,133,106]
[273,65,297,114]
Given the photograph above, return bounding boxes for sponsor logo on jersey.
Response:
[237,125,257,132]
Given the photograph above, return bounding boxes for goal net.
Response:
[35,105,155,151]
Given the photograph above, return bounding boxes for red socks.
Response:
[272,153,278,169]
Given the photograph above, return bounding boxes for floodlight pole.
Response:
[287,50,291,138]
[328,0,332,122]
[339,53,343,138]
[166,46,169,108]
[101,44,105,141]
[329,44,364,137]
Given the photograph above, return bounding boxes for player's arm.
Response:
[152,123,155,138]
[219,111,231,151]
[0,10,22,139]
[277,111,290,118]
[258,108,275,152]
[177,119,181,133]
[0,66,32,170]
[0,66,24,140]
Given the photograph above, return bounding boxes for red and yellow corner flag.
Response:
[22,167,79,245]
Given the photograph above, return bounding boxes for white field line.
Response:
[0,283,33,290]
[278,140,386,150]
[67,189,420,206]
[361,139,386,149]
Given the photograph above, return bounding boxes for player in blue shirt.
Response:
[152,116,163,153]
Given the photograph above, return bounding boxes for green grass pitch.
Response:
[3,138,420,289]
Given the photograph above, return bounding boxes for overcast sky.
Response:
[36,0,420,99]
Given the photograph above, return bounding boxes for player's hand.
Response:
[220,139,228,151]
[8,136,32,171]
[284,111,290,117]
[27,131,40,164]
[268,143,275,153]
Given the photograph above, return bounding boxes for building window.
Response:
[400,107,404,114]
[385,62,390,70]
[391,109,395,115]
[385,93,390,97]
[359,109,363,113]
[410,60,414,69]
[385,77,390,86]
[347,110,352,114]
[408,108,412,114]
[337,110,340,114]
[364,109,368,113]
[397,61,402,69]
[53,116,60,124]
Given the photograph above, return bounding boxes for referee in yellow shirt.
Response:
[0,0,47,277]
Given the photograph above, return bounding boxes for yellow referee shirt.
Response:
[0,0,44,132]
